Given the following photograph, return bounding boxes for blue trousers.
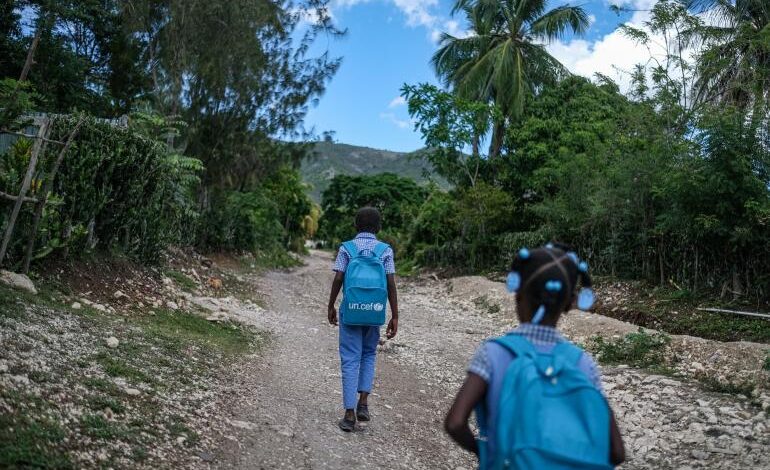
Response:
[339,321,380,410]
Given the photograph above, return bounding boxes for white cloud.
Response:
[388,96,407,108]
[431,18,473,43]
[545,3,678,93]
[392,0,438,28]
[588,14,597,26]
[380,112,411,129]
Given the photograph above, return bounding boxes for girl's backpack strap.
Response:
[492,335,536,360]
[372,242,389,259]
[552,342,584,366]
[342,241,359,258]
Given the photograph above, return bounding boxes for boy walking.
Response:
[327,207,399,432]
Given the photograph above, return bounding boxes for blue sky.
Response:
[302,0,658,152]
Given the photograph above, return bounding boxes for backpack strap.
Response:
[492,334,537,360]
[548,342,584,376]
[372,242,389,259]
[342,241,359,258]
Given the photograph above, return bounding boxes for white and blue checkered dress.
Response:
[333,232,396,274]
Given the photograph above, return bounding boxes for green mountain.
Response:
[301,141,447,202]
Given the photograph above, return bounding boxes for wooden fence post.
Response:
[0,118,50,267]
[22,117,85,274]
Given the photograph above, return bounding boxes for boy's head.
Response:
[355,207,382,234]
[508,243,593,326]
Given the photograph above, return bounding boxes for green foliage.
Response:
[0,114,202,265]
[0,78,37,128]
[141,309,255,356]
[432,0,589,157]
[163,270,198,293]
[404,72,770,300]
[403,83,498,186]
[197,166,312,256]
[590,329,671,368]
[0,406,71,469]
[764,351,770,372]
[318,173,428,247]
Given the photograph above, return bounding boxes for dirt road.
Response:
[206,251,769,470]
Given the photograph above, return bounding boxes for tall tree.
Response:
[432,0,589,158]
[687,0,770,114]
[122,0,343,189]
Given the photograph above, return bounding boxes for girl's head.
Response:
[507,243,594,326]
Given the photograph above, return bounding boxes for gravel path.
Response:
[206,251,769,470]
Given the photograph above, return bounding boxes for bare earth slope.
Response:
[205,251,769,470]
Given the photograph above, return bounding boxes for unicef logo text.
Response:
[348,302,386,312]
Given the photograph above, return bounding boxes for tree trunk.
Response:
[471,132,480,157]
[0,119,50,266]
[488,120,505,159]
[19,12,53,82]
[22,117,84,274]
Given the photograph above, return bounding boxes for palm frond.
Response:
[528,5,590,42]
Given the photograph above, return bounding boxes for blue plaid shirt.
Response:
[469,323,604,392]
[333,232,396,274]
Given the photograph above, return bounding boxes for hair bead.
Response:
[506,271,521,293]
[518,248,530,260]
[531,305,546,324]
[577,287,594,310]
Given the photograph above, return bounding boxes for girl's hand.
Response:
[328,306,338,325]
[445,373,488,455]
[386,317,398,338]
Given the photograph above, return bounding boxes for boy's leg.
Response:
[339,323,364,412]
[357,325,380,402]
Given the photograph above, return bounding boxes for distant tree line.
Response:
[319,0,770,303]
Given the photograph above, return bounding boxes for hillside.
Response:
[301,141,447,201]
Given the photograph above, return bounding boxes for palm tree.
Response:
[688,0,770,114]
[432,0,589,159]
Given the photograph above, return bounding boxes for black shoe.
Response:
[356,403,370,422]
[338,416,356,432]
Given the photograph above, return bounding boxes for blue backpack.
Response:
[477,335,612,470]
[340,240,389,326]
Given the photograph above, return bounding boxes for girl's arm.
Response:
[609,408,625,465]
[444,372,488,455]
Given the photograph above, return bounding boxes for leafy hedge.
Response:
[0,115,201,266]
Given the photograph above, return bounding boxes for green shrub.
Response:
[0,114,202,266]
[591,328,671,368]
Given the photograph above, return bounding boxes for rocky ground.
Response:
[203,251,768,470]
[1,250,768,469]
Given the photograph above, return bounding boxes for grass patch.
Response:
[473,295,501,315]
[0,392,72,469]
[80,414,132,441]
[253,248,303,269]
[698,377,756,396]
[163,269,198,292]
[590,328,671,368]
[0,284,35,319]
[167,415,199,445]
[87,395,126,414]
[396,257,419,277]
[95,353,153,384]
[83,377,122,396]
[142,308,256,356]
[596,281,770,343]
